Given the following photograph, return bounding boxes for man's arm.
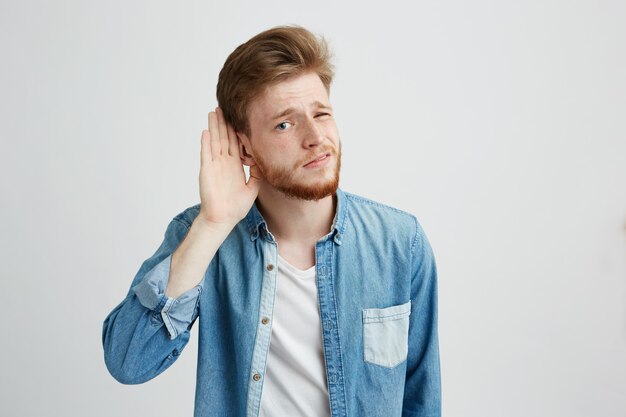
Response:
[102,215,203,384]
[102,108,262,384]
[166,107,262,298]
[165,216,232,298]
[402,217,442,416]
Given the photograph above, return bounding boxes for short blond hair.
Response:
[216,25,335,137]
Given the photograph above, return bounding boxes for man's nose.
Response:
[302,118,324,148]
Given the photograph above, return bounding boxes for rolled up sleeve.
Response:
[132,253,202,340]
[102,212,204,384]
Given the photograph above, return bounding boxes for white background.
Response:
[1,0,624,416]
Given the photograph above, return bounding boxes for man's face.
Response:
[237,71,341,201]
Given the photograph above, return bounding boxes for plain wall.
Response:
[1,0,624,416]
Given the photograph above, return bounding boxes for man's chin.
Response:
[274,179,339,201]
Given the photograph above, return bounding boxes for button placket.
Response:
[315,240,347,414]
[245,241,278,417]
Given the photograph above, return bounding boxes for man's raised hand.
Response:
[198,107,262,227]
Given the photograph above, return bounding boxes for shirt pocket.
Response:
[362,300,411,368]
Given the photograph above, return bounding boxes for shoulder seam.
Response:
[410,216,422,255]
[345,193,415,219]
[172,217,191,230]
[173,204,201,229]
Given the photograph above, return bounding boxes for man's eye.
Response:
[316,113,330,118]
[276,122,291,131]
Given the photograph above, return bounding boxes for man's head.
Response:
[217,25,335,138]
[216,25,341,201]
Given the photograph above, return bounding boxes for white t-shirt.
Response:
[259,254,331,417]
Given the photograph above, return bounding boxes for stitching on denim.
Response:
[410,216,422,256]
[154,294,168,312]
[172,216,191,230]
[173,204,201,229]
[193,286,202,322]
[363,310,411,322]
[364,357,407,369]
[162,300,178,339]
[329,242,349,410]
[335,189,350,233]
[341,207,352,244]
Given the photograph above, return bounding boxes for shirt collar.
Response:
[244,187,348,245]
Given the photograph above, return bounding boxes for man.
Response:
[102,25,441,417]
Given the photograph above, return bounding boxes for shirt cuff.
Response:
[132,254,202,340]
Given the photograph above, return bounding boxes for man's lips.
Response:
[303,152,331,167]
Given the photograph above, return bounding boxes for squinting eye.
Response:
[276,122,291,131]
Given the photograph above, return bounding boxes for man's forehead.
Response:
[252,73,331,116]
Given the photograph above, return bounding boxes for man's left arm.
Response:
[402,217,442,417]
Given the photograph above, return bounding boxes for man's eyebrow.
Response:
[270,101,333,120]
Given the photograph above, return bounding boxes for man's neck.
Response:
[255,183,337,243]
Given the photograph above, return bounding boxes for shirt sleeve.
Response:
[102,215,204,384]
[132,252,202,340]
[402,217,442,417]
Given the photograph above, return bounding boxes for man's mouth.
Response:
[303,152,331,167]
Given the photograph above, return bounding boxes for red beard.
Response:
[253,144,341,201]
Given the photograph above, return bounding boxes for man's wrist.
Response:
[192,216,238,235]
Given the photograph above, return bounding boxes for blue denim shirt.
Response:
[102,188,441,417]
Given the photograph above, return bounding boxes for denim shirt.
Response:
[102,188,441,417]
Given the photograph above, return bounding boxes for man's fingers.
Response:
[216,107,230,156]
[227,123,240,157]
[208,111,221,158]
[200,129,211,165]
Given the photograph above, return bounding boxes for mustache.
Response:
[297,147,338,167]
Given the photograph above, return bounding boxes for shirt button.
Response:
[266,264,274,271]
[253,373,262,381]
[261,317,269,325]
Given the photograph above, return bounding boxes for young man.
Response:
[103,25,441,417]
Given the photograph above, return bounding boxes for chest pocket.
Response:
[362,300,411,368]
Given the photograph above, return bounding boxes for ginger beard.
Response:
[252,142,341,201]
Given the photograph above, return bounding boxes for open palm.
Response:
[198,107,262,226]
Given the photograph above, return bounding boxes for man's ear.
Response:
[236,131,256,167]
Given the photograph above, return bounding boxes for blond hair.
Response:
[216,25,334,137]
